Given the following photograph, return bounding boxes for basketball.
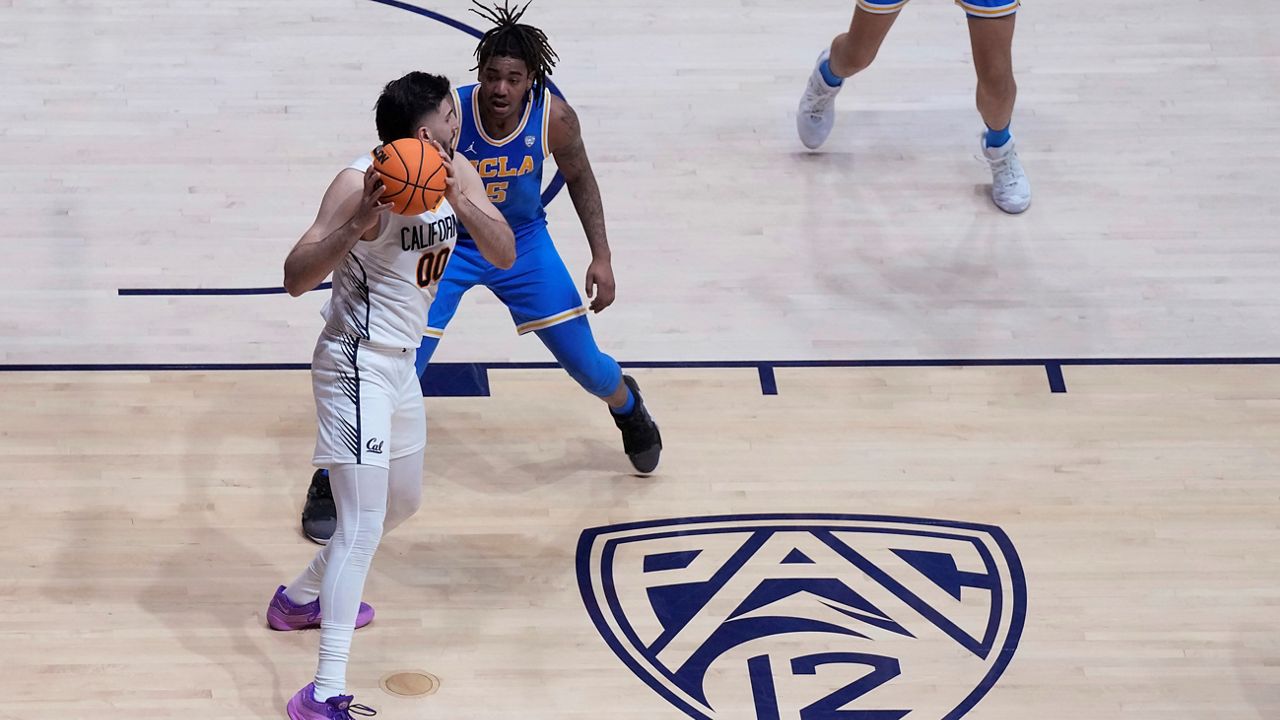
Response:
[370,138,448,215]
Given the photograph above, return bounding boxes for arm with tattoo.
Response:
[549,95,616,312]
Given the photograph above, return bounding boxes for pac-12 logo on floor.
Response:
[576,514,1026,720]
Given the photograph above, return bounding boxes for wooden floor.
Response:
[3,0,1280,718]
[2,367,1279,718]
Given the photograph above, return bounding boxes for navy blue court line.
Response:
[368,0,484,37]
[758,365,779,396]
[6,358,1279,398]
[117,283,332,297]
[1045,363,1067,393]
[5,358,1278,372]
[414,357,1280,369]
[0,363,311,372]
[117,1,566,300]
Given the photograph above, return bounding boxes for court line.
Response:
[0,363,313,371]
[1045,363,1067,393]
[116,0,566,299]
[117,285,330,297]
[3,358,1277,397]
[758,366,779,396]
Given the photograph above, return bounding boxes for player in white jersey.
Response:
[268,72,514,720]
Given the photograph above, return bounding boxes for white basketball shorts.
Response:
[310,328,425,469]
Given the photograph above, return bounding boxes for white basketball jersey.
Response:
[320,154,458,348]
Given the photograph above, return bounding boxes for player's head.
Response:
[470,0,558,123]
[375,72,459,154]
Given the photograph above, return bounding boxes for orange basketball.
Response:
[370,138,448,216]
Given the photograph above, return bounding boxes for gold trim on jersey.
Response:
[540,89,552,159]
[515,306,588,335]
[423,327,445,339]
[449,86,462,154]
[472,87,536,148]
[856,0,909,14]
[956,0,1020,17]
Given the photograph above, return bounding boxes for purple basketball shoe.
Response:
[267,586,374,631]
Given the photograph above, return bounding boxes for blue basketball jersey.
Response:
[454,83,551,242]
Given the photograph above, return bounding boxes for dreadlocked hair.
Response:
[470,0,559,97]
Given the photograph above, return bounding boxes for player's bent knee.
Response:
[351,522,385,558]
[536,318,623,398]
[332,520,384,560]
[557,339,622,397]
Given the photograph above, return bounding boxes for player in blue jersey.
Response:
[797,0,1031,215]
[298,1,661,544]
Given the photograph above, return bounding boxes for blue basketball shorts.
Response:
[425,225,587,340]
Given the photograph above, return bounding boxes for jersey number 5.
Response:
[485,181,508,204]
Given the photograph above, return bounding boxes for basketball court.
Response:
[2,1,1278,718]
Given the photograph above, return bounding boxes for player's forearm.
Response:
[454,195,515,269]
[283,220,363,297]
[566,174,611,261]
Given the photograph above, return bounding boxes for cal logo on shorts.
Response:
[577,514,1026,720]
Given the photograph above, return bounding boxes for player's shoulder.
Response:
[347,152,374,173]
[322,152,371,196]
[328,153,370,190]
[324,154,369,197]
[454,82,479,107]
[545,91,581,151]
[546,89,571,116]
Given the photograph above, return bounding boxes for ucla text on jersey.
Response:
[454,84,552,241]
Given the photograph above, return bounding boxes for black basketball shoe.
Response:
[612,375,662,474]
[301,469,336,545]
